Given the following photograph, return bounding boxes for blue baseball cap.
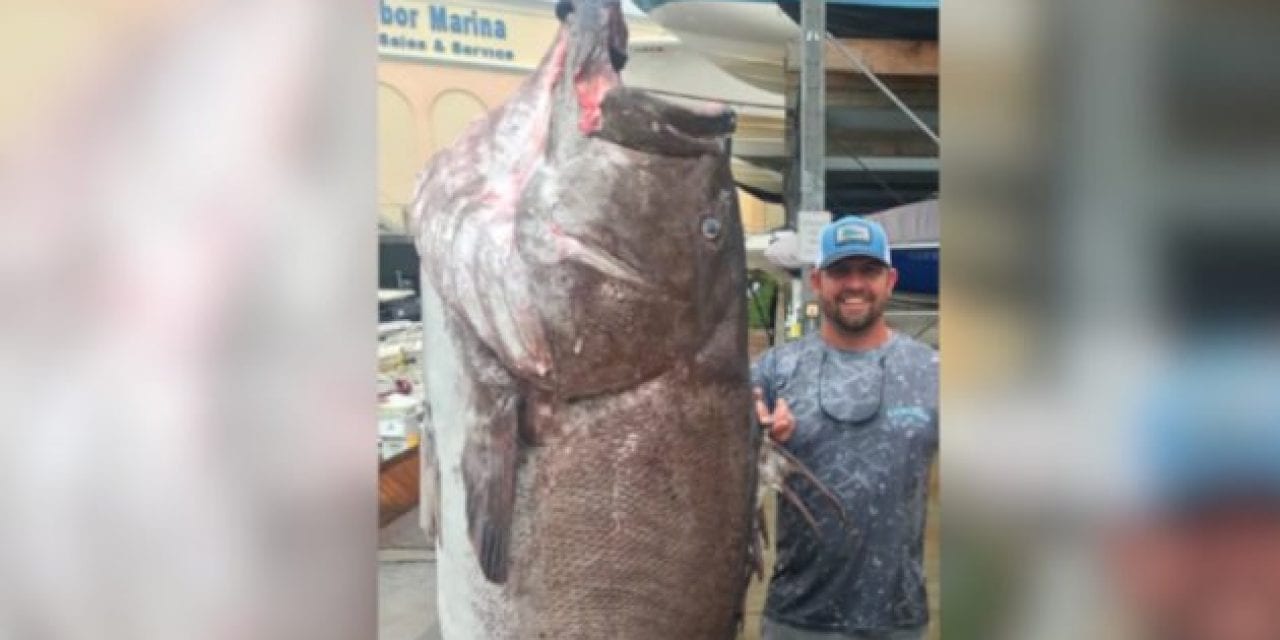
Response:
[815,216,892,270]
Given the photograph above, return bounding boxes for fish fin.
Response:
[760,438,850,535]
[756,505,771,548]
[461,387,522,584]
[439,238,554,385]
[779,483,821,533]
[413,95,559,386]
[735,505,768,639]
[419,407,442,547]
[750,506,767,582]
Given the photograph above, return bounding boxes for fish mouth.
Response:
[594,87,737,157]
[557,0,735,155]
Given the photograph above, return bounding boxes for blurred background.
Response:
[943,0,1280,638]
[0,2,375,639]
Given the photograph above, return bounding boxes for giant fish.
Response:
[409,0,760,638]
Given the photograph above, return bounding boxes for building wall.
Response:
[377,0,780,235]
[739,192,786,235]
[378,0,566,233]
[378,62,528,232]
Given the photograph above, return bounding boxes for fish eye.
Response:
[700,216,722,240]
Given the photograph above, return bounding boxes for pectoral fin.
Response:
[461,387,522,584]
[419,402,442,546]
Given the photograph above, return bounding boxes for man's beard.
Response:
[819,293,885,335]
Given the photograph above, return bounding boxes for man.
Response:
[753,217,939,640]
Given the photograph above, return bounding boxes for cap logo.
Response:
[835,225,871,245]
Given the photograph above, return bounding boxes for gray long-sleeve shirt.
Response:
[752,332,938,635]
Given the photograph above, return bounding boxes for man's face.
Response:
[810,256,897,335]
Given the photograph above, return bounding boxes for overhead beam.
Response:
[825,156,939,172]
[828,106,939,131]
[787,38,938,77]
[824,76,937,108]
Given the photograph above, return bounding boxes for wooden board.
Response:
[786,38,938,77]
[379,444,420,528]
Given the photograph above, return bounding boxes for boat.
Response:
[630,0,937,93]
[863,197,937,295]
[745,197,936,295]
[628,0,797,93]
[629,0,937,215]
[773,0,937,40]
[620,34,788,200]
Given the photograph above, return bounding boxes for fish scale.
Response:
[510,371,754,639]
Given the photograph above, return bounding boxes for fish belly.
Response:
[509,365,754,639]
[422,281,519,640]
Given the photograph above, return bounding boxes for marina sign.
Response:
[379,1,557,71]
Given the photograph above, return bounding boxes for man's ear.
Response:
[809,268,822,292]
[886,267,899,293]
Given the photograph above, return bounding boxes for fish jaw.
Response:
[563,0,626,135]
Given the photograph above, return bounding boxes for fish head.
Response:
[517,1,746,393]
[411,0,745,395]
[523,88,743,393]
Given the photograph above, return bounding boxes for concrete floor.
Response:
[379,508,441,640]
[379,556,440,640]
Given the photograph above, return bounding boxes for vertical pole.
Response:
[796,0,826,337]
[783,57,799,340]
[800,0,826,214]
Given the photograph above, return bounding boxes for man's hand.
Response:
[754,387,795,443]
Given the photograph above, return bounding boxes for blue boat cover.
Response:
[862,198,938,294]
[775,0,937,40]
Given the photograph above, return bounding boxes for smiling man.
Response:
[752,217,939,640]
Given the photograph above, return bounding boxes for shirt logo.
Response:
[887,406,931,424]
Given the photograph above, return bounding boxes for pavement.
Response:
[378,508,441,640]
